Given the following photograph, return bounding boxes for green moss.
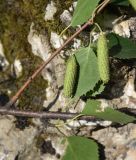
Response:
[36,135,45,149]
[14,57,48,111]
[0,0,48,63]
[33,0,74,35]
[0,0,74,62]
[0,0,49,111]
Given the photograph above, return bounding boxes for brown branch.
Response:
[0,107,135,121]
[5,0,110,108]
[0,108,96,121]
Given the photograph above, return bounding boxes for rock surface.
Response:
[44,1,57,21]
[0,116,40,160]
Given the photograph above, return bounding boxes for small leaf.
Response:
[74,47,100,97]
[128,0,136,11]
[62,136,99,160]
[82,100,135,124]
[107,33,136,59]
[71,0,100,26]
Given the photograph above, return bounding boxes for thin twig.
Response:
[5,0,110,108]
[96,0,110,15]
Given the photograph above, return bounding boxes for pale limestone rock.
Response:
[44,1,57,21]
[113,17,136,38]
[125,149,136,160]
[18,145,41,160]
[113,20,130,38]
[12,59,23,78]
[73,38,81,49]
[60,10,72,26]
[0,116,39,160]
[92,124,136,160]
[28,23,51,61]
[53,55,65,88]
[50,32,64,49]
[123,71,136,98]
[0,41,9,70]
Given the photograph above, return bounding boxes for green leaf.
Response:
[86,81,105,97]
[110,0,129,6]
[71,0,100,26]
[107,33,136,59]
[91,81,105,97]
[74,47,100,97]
[62,136,99,160]
[82,100,135,124]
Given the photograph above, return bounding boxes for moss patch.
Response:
[0,0,49,110]
[0,0,74,111]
